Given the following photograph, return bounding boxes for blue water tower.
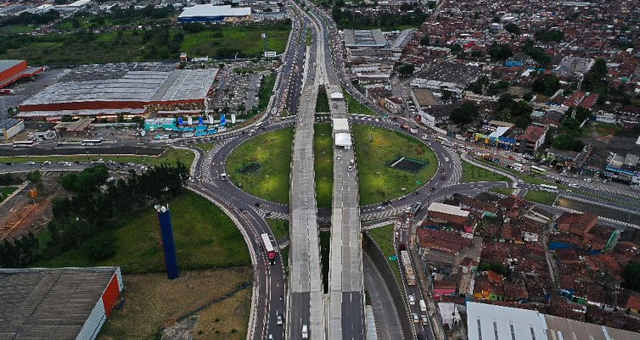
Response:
[155,204,180,279]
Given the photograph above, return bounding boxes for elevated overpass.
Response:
[287,11,325,340]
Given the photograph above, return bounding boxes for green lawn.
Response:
[353,124,437,205]
[345,91,375,115]
[316,86,330,112]
[462,160,511,183]
[226,128,293,204]
[0,148,194,167]
[36,191,251,273]
[525,190,557,205]
[490,187,514,196]
[0,186,17,203]
[195,142,215,152]
[0,24,35,35]
[476,158,552,186]
[181,25,290,58]
[368,225,402,286]
[267,219,289,242]
[314,124,333,208]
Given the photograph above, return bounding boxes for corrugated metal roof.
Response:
[0,267,119,340]
[178,4,251,18]
[21,69,218,106]
[427,202,470,217]
[466,302,548,340]
[0,60,23,74]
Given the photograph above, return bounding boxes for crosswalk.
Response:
[444,147,462,185]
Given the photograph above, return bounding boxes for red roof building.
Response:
[557,212,598,237]
[0,60,44,89]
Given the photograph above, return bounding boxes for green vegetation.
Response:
[450,101,479,126]
[226,128,293,204]
[535,29,564,42]
[623,262,640,293]
[478,261,508,275]
[0,186,17,203]
[0,173,23,186]
[37,191,250,272]
[524,190,557,205]
[494,94,533,129]
[490,187,514,196]
[314,123,333,208]
[305,28,312,46]
[345,91,375,115]
[1,22,290,66]
[353,125,437,205]
[316,85,330,113]
[267,219,289,242]
[60,165,108,193]
[257,72,277,112]
[195,142,215,152]
[475,158,552,186]
[462,161,510,183]
[553,118,585,152]
[368,225,402,285]
[0,148,194,167]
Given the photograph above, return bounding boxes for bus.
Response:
[531,165,547,175]
[12,140,34,148]
[261,233,277,264]
[539,184,558,193]
[419,299,427,313]
[81,139,103,146]
[401,250,416,286]
[437,136,453,148]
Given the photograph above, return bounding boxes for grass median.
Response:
[0,148,194,167]
[345,91,375,115]
[353,124,437,205]
[368,225,402,286]
[226,128,294,204]
[314,123,333,208]
[525,190,557,205]
[462,160,510,183]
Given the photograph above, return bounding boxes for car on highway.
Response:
[302,324,308,339]
[276,313,283,326]
[412,313,419,323]
[408,294,415,305]
[421,314,428,326]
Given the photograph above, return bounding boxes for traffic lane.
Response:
[342,291,365,340]
[289,292,311,340]
[363,253,405,340]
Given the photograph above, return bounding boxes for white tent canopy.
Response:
[335,132,352,148]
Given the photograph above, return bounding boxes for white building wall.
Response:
[75,298,106,340]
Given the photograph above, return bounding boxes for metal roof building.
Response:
[178,4,251,22]
[467,302,640,340]
[19,69,217,117]
[427,202,470,218]
[343,29,387,48]
[0,267,124,340]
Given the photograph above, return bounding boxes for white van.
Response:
[302,325,308,339]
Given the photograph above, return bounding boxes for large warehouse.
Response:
[178,4,251,23]
[0,60,45,89]
[18,68,218,119]
[0,267,124,339]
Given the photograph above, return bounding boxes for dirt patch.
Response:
[99,267,253,340]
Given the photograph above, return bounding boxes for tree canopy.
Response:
[450,101,479,125]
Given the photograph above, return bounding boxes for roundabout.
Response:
[222,119,441,212]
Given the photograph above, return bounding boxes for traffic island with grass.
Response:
[524,190,558,205]
[226,128,294,204]
[462,160,511,183]
[352,124,437,205]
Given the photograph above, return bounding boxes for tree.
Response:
[26,170,41,184]
[397,63,415,78]
[84,233,116,261]
[623,262,640,292]
[488,43,513,61]
[532,74,560,96]
[535,29,564,42]
[420,35,429,46]
[450,101,478,125]
[504,23,520,35]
